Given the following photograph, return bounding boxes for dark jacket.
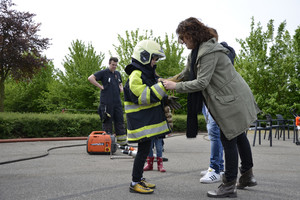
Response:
[124,60,171,143]
[220,42,236,65]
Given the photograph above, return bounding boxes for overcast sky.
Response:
[12,0,300,71]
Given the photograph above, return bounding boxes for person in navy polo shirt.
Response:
[88,57,127,146]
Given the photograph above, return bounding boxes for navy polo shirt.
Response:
[94,68,122,105]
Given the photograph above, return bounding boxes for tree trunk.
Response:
[0,76,5,112]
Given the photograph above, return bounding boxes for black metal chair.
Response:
[275,114,297,143]
[252,114,273,147]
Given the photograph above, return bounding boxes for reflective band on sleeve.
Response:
[140,87,149,105]
[152,83,166,100]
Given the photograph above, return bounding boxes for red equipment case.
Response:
[86,131,117,154]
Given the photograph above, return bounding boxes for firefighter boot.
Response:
[143,157,154,171]
[207,176,237,198]
[236,167,257,189]
[157,157,166,172]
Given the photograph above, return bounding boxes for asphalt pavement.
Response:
[0,131,299,200]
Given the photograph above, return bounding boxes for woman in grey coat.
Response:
[162,17,260,198]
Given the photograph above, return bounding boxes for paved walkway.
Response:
[0,131,299,200]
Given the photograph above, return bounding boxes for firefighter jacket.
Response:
[175,38,260,140]
[124,60,171,143]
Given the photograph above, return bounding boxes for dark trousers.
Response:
[220,131,254,182]
[132,140,152,182]
[99,104,125,136]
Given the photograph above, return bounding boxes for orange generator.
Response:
[86,131,117,154]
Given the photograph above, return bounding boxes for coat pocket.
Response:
[215,95,236,104]
[213,94,249,138]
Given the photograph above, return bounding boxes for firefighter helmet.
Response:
[132,40,165,65]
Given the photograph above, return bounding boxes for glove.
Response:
[102,111,111,123]
[166,74,184,83]
[164,96,182,110]
[164,105,173,129]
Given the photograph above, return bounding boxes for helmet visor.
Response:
[152,54,165,62]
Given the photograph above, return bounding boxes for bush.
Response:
[0,112,101,139]
[172,114,206,132]
[0,112,207,139]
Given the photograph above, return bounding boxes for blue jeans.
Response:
[202,104,224,174]
[148,138,163,158]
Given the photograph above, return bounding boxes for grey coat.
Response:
[175,38,260,140]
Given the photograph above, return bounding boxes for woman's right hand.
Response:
[162,80,177,90]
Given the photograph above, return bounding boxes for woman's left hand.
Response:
[162,80,177,90]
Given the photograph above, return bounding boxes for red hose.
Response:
[0,137,87,143]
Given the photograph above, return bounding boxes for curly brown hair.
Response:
[176,17,215,48]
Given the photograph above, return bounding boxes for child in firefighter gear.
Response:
[88,57,127,146]
[163,17,259,198]
[124,40,171,194]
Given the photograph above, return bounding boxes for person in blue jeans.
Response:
[144,138,166,172]
[200,104,224,183]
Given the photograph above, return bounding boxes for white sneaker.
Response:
[200,168,221,183]
[200,167,216,176]
[200,168,209,176]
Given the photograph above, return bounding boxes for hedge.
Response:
[0,112,207,139]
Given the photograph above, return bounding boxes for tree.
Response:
[56,40,105,111]
[235,17,300,118]
[156,33,186,79]
[0,0,50,111]
[4,62,56,112]
[37,69,64,113]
